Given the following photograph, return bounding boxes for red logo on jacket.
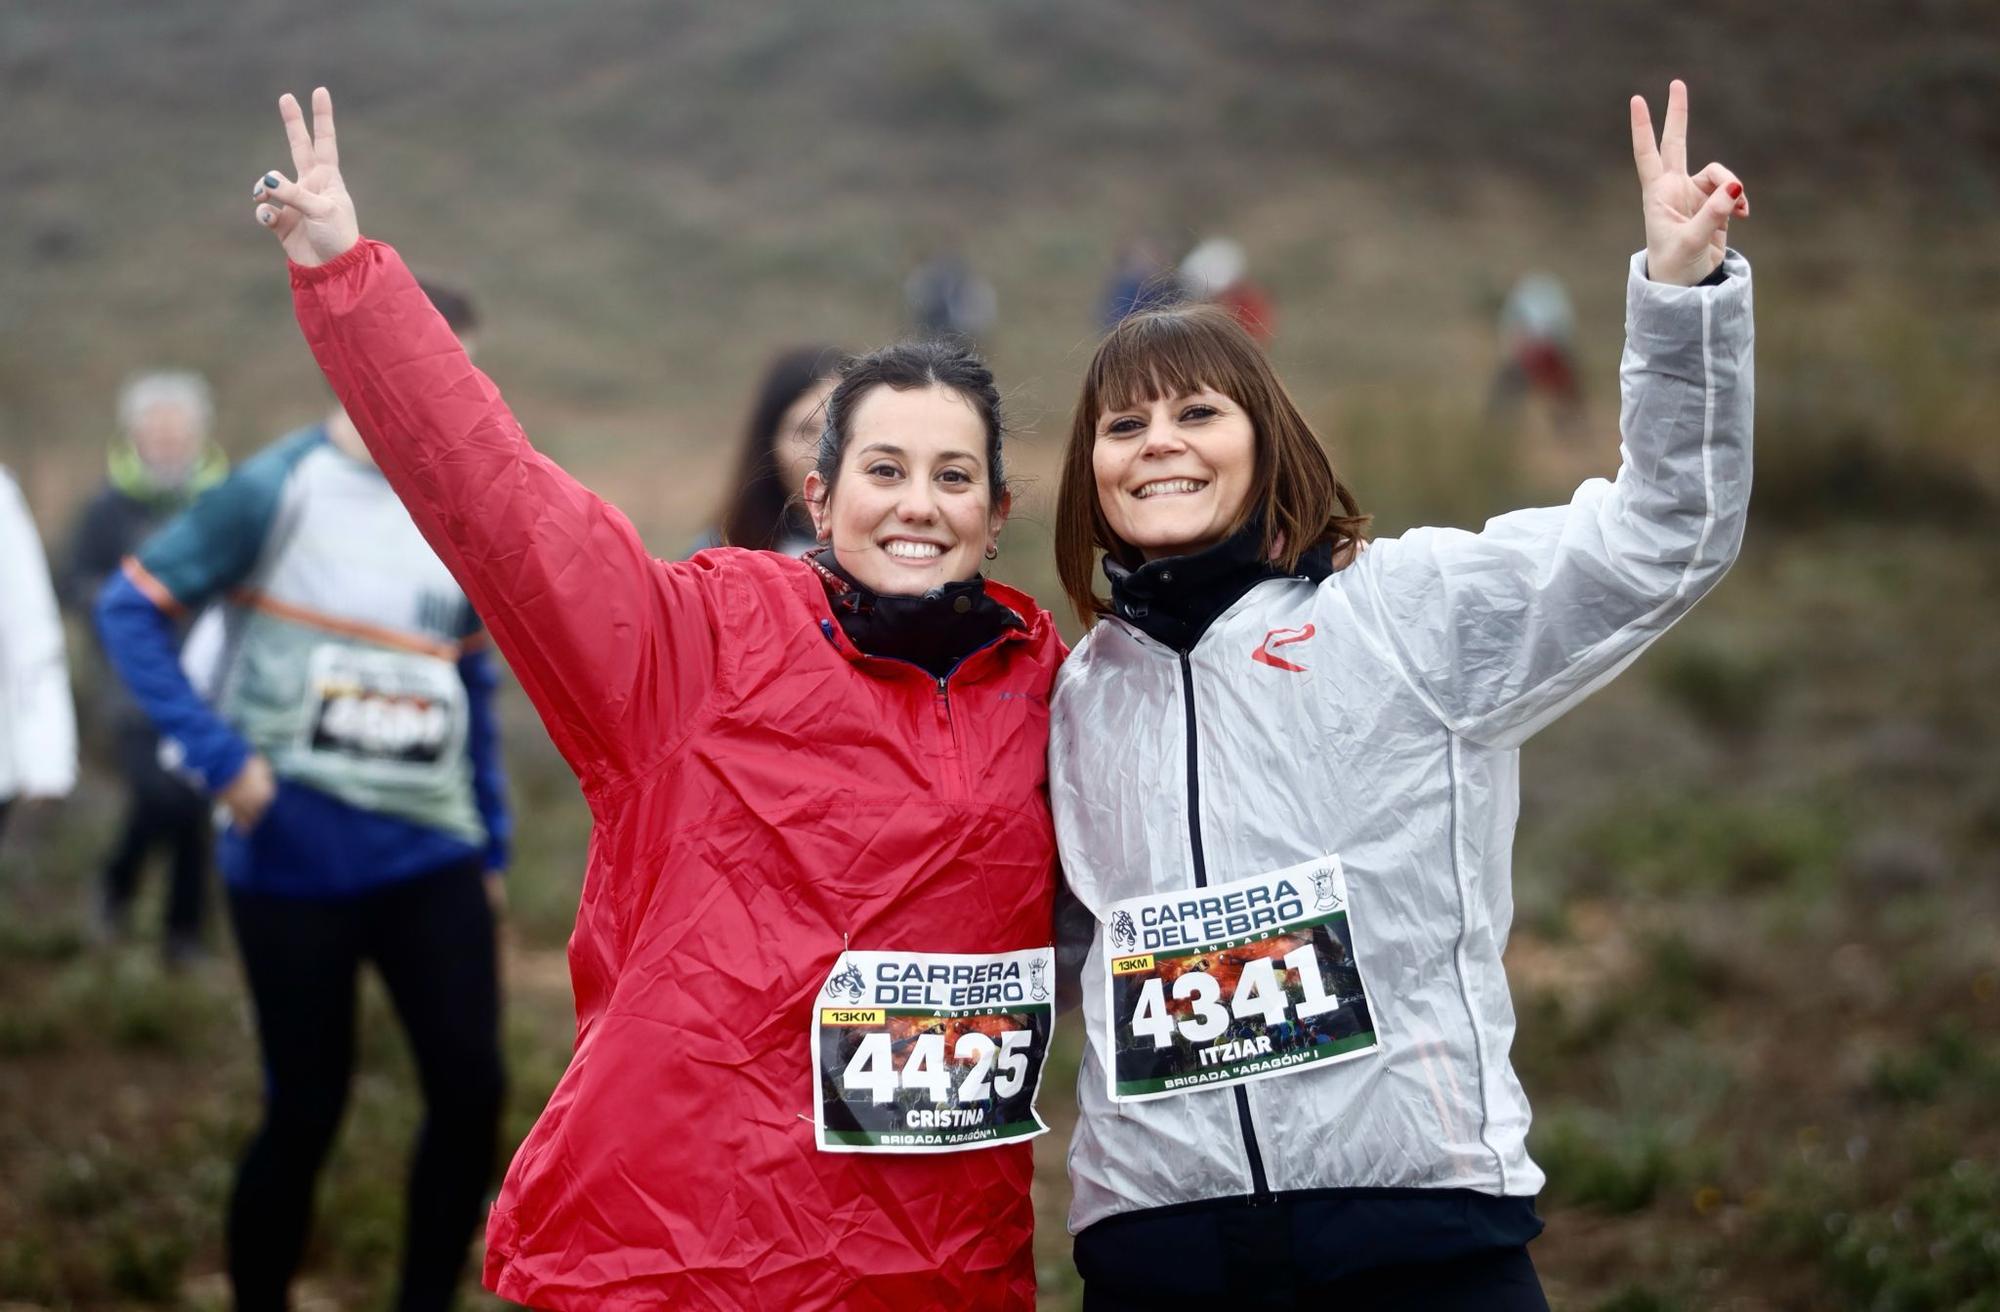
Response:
[1252,624,1315,672]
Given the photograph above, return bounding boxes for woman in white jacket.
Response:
[0,465,78,841]
[1047,82,1753,1307]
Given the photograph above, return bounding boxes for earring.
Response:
[984,544,999,561]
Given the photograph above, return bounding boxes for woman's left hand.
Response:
[1630,79,1749,286]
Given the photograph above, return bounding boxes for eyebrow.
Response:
[856,443,983,464]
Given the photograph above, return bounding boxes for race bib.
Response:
[1101,854,1377,1103]
[811,946,1055,1154]
[299,644,465,771]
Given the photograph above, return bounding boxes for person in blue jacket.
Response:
[95,280,510,1312]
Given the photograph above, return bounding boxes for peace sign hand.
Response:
[251,87,360,268]
[1630,80,1749,287]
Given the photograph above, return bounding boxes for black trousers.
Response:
[101,725,210,941]
[225,860,504,1312]
[1077,1188,1548,1312]
[1084,1245,1548,1310]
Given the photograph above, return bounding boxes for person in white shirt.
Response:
[0,464,78,841]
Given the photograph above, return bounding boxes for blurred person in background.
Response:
[1486,272,1585,441]
[905,242,998,342]
[688,343,844,556]
[1179,235,1275,343]
[1098,235,1181,332]
[62,370,228,962]
[94,283,510,1312]
[0,464,78,844]
[252,88,1065,1311]
[1048,82,1751,1308]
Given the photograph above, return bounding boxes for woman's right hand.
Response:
[218,753,278,831]
[252,87,360,267]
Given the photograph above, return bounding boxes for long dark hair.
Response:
[1055,304,1369,624]
[813,339,1007,501]
[717,345,843,550]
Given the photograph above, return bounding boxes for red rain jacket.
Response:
[293,241,1063,1310]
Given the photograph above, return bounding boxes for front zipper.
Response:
[929,632,1014,797]
[819,616,1014,799]
[933,675,967,794]
[1177,650,1273,1203]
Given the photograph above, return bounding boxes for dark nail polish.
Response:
[1726,182,1742,199]
[264,172,281,188]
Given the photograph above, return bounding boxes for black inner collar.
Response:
[807,548,1022,679]
[1105,522,1333,652]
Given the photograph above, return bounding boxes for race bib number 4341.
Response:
[811,946,1054,1154]
[1102,855,1377,1103]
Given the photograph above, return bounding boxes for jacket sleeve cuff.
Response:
[190,733,254,797]
[288,238,380,289]
[1625,248,1753,354]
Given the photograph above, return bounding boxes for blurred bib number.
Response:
[812,946,1054,1154]
[1102,854,1378,1103]
[302,644,465,770]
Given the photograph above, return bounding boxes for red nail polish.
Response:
[1727,182,1743,199]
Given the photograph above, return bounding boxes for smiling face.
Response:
[805,384,1007,594]
[1092,387,1257,560]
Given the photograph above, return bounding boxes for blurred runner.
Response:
[689,343,843,556]
[1487,272,1585,441]
[1179,236,1275,342]
[1099,236,1180,331]
[0,464,77,844]
[905,245,998,342]
[62,370,227,961]
[94,283,510,1312]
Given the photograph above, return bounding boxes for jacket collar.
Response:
[1105,522,1333,652]
[108,438,228,507]
[806,548,1025,679]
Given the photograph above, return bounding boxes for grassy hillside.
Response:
[4,4,1999,1309]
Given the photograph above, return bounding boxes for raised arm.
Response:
[252,88,725,790]
[1338,81,1754,750]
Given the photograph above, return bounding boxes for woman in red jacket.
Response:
[253,88,1064,1311]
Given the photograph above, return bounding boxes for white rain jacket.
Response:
[1050,250,1753,1231]
[0,466,78,801]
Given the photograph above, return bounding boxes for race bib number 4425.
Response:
[1101,855,1377,1102]
[811,946,1054,1154]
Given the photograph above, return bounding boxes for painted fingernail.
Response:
[264,172,281,188]
[1727,182,1743,199]
[257,207,273,225]
[252,182,265,198]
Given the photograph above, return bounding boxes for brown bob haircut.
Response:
[1054,303,1370,625]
